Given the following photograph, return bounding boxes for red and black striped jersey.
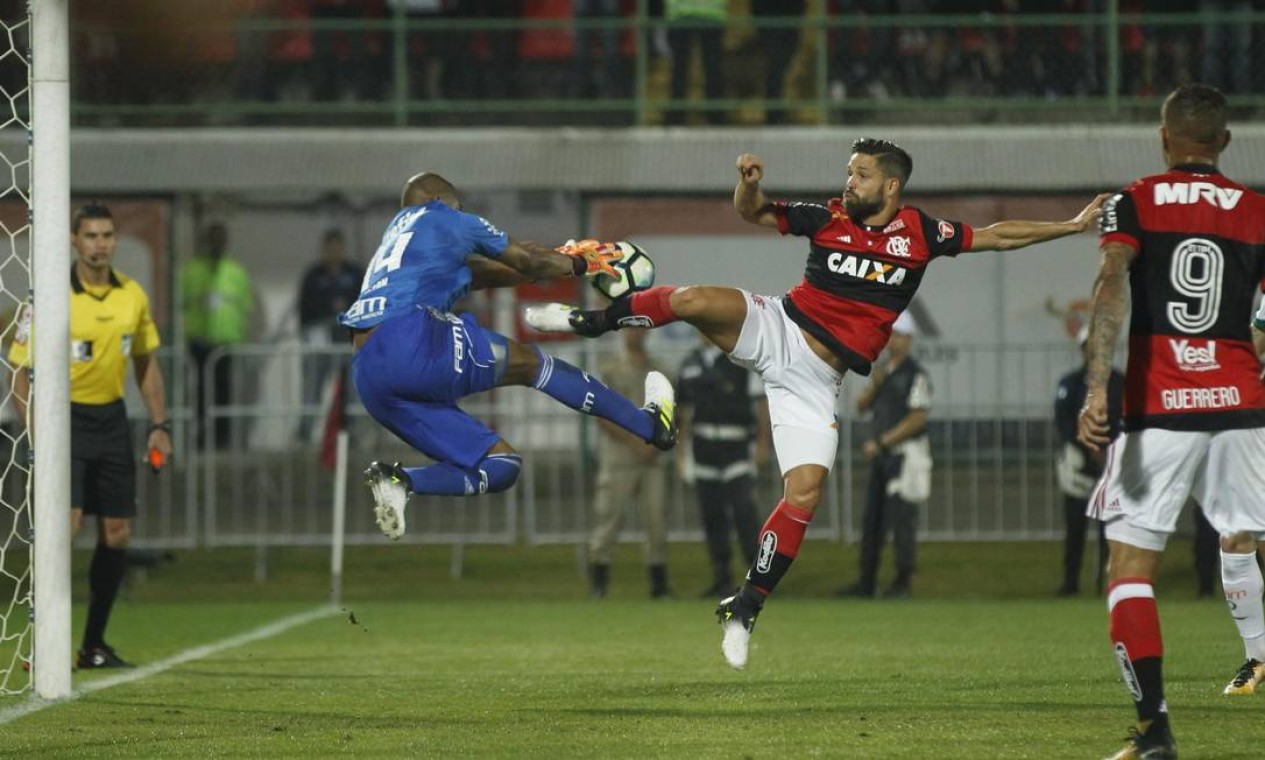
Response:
[1100,163,1265,432]
[773,199,973,374]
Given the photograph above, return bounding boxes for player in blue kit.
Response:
[341,173,677,539]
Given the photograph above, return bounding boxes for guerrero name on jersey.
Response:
[339,199,510,330]
[773,199,973,374]
[1100,164,1265,431]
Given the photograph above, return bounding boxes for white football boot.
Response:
[642,371,677,452]
[716,593,761,670]
[524,303,579,333]
[365,461,410,540]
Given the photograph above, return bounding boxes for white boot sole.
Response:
[524,303,576,333]
[369,480,408,540]
[721,620,750,669]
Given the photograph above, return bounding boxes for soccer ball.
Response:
[591,241,656,301]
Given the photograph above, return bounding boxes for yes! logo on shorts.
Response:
[755,530,777,573]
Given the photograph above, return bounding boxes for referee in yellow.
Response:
[9,202,172,669]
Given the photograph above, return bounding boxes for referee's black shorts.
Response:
[71,400,136,518]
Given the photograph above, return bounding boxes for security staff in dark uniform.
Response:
[677,340,771,598]
[839,312,932,599]
[1054,326,1124,596]
[1055,328,1217,597]
[9,203,172,669]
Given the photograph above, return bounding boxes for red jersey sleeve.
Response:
[1099,189,1141,251]
[917,210,972,258]
[773,201,833,237]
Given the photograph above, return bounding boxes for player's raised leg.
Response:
[498,336,676,451]
[718,462,827,669]
[364,450,526,539]
[360,405,525,540]
[526,284,748,353]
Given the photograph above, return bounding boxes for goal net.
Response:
[0,9,31,695]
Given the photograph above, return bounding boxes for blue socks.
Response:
[530,347,653,441]
[402,349,652,498]
[405,453,522,497]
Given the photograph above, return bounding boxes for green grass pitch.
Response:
[2,540,1260,758]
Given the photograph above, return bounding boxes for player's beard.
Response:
[843,192,883,222]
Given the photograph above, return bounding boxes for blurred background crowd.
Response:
[58,1,1265,127]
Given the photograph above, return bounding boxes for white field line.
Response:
[0,604,338,726]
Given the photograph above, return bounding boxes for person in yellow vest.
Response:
[9,202,172,669]
[180,222,253,449]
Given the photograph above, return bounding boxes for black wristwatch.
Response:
[148,421,172,434]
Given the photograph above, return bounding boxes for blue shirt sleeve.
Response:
[461,211,510,258]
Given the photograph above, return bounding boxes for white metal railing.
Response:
[109,338,1086,549]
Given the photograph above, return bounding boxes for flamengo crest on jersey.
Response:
[773,199,972,374]
[338,200,510,330]
[1100,165,1265,431]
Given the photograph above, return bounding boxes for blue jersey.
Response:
[338,200,510,330]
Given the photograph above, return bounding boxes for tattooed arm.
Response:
[1077,241,1136,451]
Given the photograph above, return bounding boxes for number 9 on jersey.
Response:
[590,241,656,301]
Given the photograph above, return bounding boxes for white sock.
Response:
[1221,550,1265,662]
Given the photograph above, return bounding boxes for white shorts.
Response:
[1089,427,1265,551]
[728,291,844,474]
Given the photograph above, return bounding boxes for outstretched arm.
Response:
[468,253,539,290]
[734,153,779,228]
[489,238,581,285]
[479,238,624,290]
[968,194,1110,252]
[1077,242,1136,451]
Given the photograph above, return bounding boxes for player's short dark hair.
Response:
[402,172,460,208]
[72,202,113,233]
[850,138,913,188]
[322,228,345,245]
[1162,84,1228,145]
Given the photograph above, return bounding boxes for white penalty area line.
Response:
[0,604,338,726]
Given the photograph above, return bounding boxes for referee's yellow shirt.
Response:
[8,267,161,405]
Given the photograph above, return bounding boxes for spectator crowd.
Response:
[65,1,1265,126]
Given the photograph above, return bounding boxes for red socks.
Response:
[1109,578,1163,661]
[1108,578,1166,722]
[627,286,678,327]
[745,500,814,596]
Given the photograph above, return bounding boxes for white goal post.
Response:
[0,0,75,702]
[14,0,72,700]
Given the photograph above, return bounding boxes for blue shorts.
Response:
[352,308,508,468]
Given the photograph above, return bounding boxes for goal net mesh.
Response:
[0,9,31,695]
